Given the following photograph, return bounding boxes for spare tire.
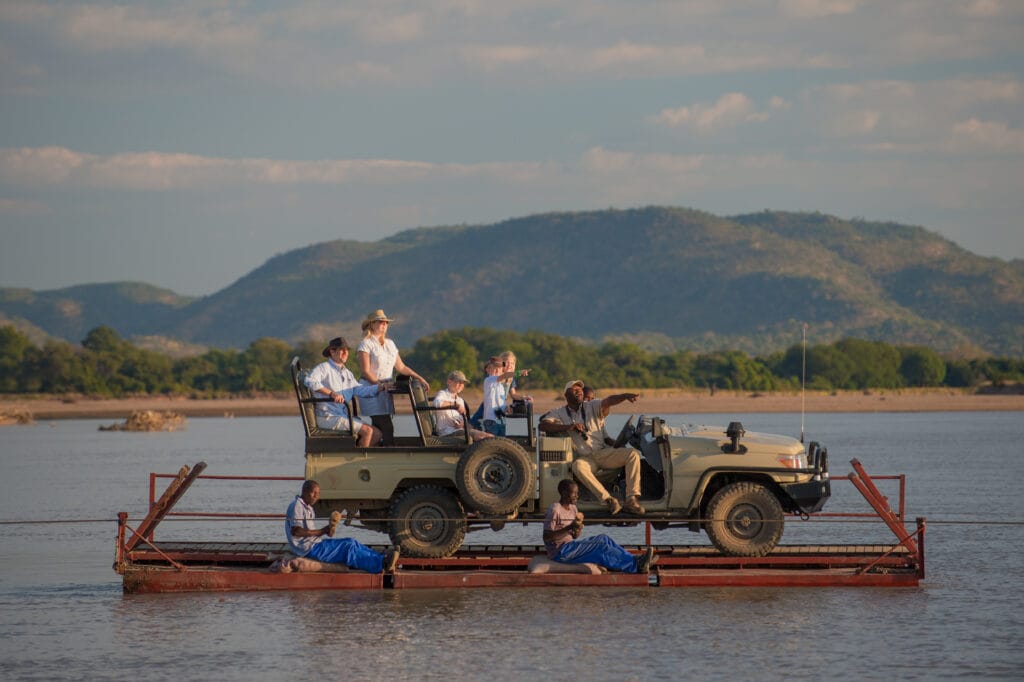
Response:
[456,437,534,515]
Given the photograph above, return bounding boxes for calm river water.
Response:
[1,412,1022,680]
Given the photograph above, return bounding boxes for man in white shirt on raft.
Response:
[305,336,384,447]
[286,480,399,573]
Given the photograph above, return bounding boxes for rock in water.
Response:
[99,410,186,432]
[0,409,34,426]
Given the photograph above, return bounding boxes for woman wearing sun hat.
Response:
[356,309,429,445]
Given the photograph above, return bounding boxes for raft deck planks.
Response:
[120,542,921,592]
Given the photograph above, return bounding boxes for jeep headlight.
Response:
[776,454,804,469]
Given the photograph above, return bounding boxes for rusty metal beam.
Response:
[127,462,207,551]
[848,458,918,555]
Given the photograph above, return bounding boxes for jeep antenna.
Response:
[800,322,807,444]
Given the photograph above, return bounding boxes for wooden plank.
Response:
[393,570,650,589]
[122,566,382,594]
[656,568,919,588]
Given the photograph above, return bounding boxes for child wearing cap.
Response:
[433,370,493,443]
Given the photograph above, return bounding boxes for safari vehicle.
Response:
[292,358,831,559]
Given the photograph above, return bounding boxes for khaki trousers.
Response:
[571,446,642,501]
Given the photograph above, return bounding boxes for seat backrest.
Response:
[410,380,438,438]
[290,356,354,440]
[291,357,315,438]
[407,380,471,447]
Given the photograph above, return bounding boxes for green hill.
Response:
[1,208,1021,355]
[0,282,193,344]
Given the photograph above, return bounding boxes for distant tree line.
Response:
[0,324,1021,398]
[404,328,1023,392]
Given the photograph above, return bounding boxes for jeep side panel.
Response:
[305,450,461,503]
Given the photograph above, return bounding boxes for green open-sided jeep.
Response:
[292,358,831,558]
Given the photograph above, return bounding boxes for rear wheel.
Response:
[388,485,467,558]
[704,481,784,557]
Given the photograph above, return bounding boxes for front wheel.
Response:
[388,485,467,558]
[704,481,784,557]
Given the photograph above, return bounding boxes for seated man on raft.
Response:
[285,480,399,573]
[542,479,655,574]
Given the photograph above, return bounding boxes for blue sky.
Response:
[1,0,1022,296]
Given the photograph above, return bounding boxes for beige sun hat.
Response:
[447,370,471,384]
[361,309,394,331]
[563,379,584,392]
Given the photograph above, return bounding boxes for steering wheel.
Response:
[612,415,636,448]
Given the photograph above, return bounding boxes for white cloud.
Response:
[804,77,1024,145]
[960,0,1003,18]
[60,4,260,52]
[0,197,49,215]
[18,0,1015,89]
[0,146,86,185]
[0,146,556,191]
[359,12,424,44]
[1,0,1016,92]
[582,147,706,176]
[950,119,1024,153]
[779,0,862,19]
[651,93,782,132]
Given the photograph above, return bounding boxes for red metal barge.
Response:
[114,459,924,593]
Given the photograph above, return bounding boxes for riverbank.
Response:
[2,387,1022,422]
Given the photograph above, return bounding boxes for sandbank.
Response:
[2,387,1022,422]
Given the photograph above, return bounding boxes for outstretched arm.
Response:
[599,393,639,419]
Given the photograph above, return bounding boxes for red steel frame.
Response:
[115,459,925,592]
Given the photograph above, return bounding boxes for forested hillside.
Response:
[1,208,1021,356]
[3,324,1022,397]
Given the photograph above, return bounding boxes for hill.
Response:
[0,283,193,345]
[1,207,1021,355]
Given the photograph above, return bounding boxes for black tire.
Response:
[704,481,784,557]
[456,438,533,515]
[388,485,467,558]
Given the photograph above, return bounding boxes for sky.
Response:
[1,0,1023,297]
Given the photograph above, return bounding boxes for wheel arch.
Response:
[394,477,458,497]
[692,470,789,521]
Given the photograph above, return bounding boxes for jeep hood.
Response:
[675,424,805,456]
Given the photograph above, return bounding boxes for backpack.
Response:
[468,402,484,429]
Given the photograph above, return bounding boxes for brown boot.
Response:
[384,546,401,573]
[623,496,646,515]
[604,497,622,515]
[636,546,656,574]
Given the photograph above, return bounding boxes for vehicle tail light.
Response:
[777,454,804,469]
